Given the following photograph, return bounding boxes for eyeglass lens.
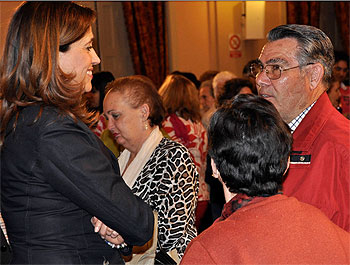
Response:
[250,64,281,80]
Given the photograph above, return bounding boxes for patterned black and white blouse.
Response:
[131,137,199,258]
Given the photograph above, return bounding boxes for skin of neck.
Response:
[126,124,153,169]
[222,182,237,203]
[213,158,290,203]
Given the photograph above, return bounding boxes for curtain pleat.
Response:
[122,2,168,88]
[334,2,350,55]
[287,2,320,27]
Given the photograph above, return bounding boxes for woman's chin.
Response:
[116,138,125,147]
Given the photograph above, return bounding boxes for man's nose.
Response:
[256,70,271,91]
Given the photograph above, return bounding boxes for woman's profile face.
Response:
[103,91,147,152]
[328,81,341,108]
[59,27,100,92]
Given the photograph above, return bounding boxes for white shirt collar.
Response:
[288,101,316,133]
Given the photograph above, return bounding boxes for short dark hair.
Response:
[268,24,334,87]
[217,78,253,107]
[242,59,260,77]
[91,71,115,112]
[171,71,200,89]
[105,75,165,127]
[208,94,293,197]
[199,70,219,83]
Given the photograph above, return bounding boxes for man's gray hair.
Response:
[267,24,334,86]
[212,71,237,91]
[200,80,214,98]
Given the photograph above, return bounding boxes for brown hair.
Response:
[105,75,165,127]
[159,74,201,122]
[0,2,96,146]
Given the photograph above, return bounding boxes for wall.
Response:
[167,1,287,78]
[166,2,215,77]
[0,1,21,56]
[83,1,134,78]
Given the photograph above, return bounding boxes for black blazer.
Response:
[1,227,12,264]
[1,105,154,264]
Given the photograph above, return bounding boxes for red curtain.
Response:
[334,2,350,56]
[287,2,320,27]
[122,2,168,88]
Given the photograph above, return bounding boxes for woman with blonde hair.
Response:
[159,74,210,232]
[0,2,153,264]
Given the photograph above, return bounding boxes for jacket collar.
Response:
[292,92,333,151]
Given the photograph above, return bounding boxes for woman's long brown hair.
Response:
[0,2,96,146]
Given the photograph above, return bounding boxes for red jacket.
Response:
[180,195,349,264]
[284,92,350,231]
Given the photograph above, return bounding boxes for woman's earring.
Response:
[144,123,148,130]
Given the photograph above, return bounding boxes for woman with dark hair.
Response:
[85,71,122,157]
[159,74,209,233]
[85,71,115,113]
[0,2,153,264]
[180,94,349,264]
[102,75,198,262]
[217,78,253,107]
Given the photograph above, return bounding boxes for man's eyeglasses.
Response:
[250,62,314,80]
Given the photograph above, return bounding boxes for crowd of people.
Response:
[0,2,349,265]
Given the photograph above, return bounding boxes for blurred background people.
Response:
[333,51,349,85]
[85,71,115,114]
[242,59,259,95]
[333,50,350,119]
[198,70,219,83]
[327,78,342,112]
[212,71,237,101]
[159,74,209,233]
[216,78,253,107]
[171,70,200,89]
[181,94,349,265]
[103,75,198,261]
[0,2,153,264]
[199,80,216,130]
[85,71,122,157]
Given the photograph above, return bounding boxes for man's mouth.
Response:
[260,94,271,99]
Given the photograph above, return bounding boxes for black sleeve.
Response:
[1,227,12,264]
[37,119,154,246]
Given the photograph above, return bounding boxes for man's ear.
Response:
[140,104,150,121]
[309,63,324,90]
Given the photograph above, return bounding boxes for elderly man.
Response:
[212,71,237,102]
[251,24,349,231]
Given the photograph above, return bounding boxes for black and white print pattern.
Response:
[131,138,199,257]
